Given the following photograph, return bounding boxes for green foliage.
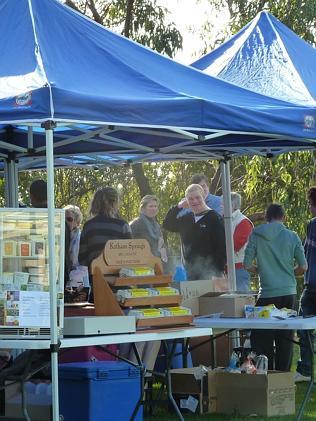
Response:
[237,152,316,237]
[0,177,5,207]
[108,0,182,56]
[69,0,182,57]
[208,0,316,44]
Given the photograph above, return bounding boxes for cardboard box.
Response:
[181,297,199,316]
[199,293,255,317]
[171,367,217,414]
[5,381,52,420]
[172,278,229,303]
[215,371,295,416]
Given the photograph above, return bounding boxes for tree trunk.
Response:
[124,0,152,197]
[209,165,222,195]
[132,163,153,197]
[124,0,135,37]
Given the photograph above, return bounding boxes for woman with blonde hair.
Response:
[64,205,83,270]
[130,194,167,263]
[79,187,132,270]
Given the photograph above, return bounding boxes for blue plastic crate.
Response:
[59,361,143,421]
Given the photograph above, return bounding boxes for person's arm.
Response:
[78,224,88,267]
[294,232,308,275]
[162,206,182,232]
[122,222,132,239]
[212,216,226,270]
[243,232,257,273]
[130,219,145,239]
[234,219,253,252]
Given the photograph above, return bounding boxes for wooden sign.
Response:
[103,239,153,267]
[91,239,163,276]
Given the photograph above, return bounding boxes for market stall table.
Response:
[194,316,316,421]
[0,326,212,421]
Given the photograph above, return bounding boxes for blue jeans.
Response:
[236,267,250,292]
[296,288,316,376]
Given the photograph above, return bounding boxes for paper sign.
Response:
[5,291,50,327]
[180,395,199,413]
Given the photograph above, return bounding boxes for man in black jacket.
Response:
[163,184,226,280]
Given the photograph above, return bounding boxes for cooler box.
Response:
[59,361,143,421]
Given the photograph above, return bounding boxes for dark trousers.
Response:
[251,295,296,371]
[296,288,316,376]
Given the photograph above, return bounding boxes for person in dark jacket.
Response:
[130,195,167,263]
[295,187,316,382]
[79,187,132,271]
[163,184,226,280]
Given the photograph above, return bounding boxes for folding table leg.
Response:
[163,340,185,421]
[296,331,314,421]
[130,343,145,421]
[21,380,31,421]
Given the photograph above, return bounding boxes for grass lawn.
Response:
[147,343,316,420]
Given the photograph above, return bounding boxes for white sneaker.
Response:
[294,371,311,383]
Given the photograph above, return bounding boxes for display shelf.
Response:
[111,274,171,287]
[0,208,65,338]
[91,239,192,330]
[2,256,46,259]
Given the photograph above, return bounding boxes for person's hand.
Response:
[178,198,189,208]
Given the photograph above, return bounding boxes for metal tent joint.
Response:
[6,151,18,163]
[41,120,57,130]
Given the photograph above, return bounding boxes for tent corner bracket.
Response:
[41,120,56,130]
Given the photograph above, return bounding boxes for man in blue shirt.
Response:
[177,173,222,217]
[295,187,316,382]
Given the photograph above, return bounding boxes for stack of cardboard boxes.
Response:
[171,279,295,417]
[173,279,255,367]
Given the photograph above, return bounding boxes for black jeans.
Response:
[296,288,316,376]
[251,295,296,371]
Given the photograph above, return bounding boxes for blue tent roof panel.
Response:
[192,11,316,105]
[0,2,315,165]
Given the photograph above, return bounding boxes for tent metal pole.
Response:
[4,160,10,207]
[44,121,59,421]
[8,161,15,207]
[4,158,18,207]
[220,160,237,291]
[14,161,19,207]
[11,159,19,207]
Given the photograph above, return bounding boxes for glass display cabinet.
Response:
[0,208,65,338]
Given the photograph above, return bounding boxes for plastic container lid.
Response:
[58,361,141,380]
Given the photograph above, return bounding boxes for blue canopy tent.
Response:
[0,2,316,419]
[0,4,315,172]
[192,11,316,105]
[191,11,316,382]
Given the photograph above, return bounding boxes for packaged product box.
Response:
[215,371,295,416]
[3,241,16,256]
[14,272,30,286]
[199,293,255,318]
[18,241,32,257]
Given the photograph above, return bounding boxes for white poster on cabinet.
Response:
[17,291,50,327]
